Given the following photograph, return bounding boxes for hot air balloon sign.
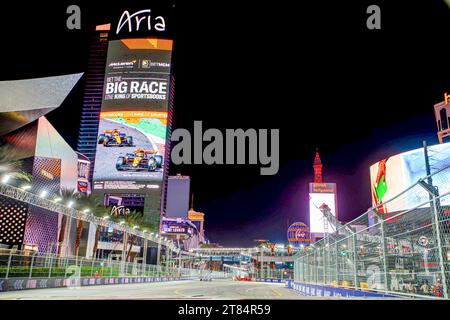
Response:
[287,222,311,247]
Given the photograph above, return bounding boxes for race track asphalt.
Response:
[0,279,311,300]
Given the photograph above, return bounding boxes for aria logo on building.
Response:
[116,9,166,34]
[110,205,131,216]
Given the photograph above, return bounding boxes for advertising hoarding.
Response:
[92,38,173,224]
[309,183,337,234]
[161,218,195,238]
[287,222,311,247]
[370,142,450,213]
[77,152,90,194]
[166,175,191,218]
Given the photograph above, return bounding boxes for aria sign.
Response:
[116,9,166,34]
[110,205,131,217]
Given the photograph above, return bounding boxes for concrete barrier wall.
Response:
[255,278,285,284]
[291,282,395,298]
[0,276,198,292]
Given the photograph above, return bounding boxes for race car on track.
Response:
[98,129,133,147]
[116,148,163,171]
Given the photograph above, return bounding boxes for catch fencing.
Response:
[0,250,230,291]
[294,164,450,299]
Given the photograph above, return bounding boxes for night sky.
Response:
[1,0,449,246]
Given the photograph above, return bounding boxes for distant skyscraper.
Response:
[313,148,323,183]
[76,18,175,237]
[309,149,338,237]
[434,92,450,144]
[76,27,110,181]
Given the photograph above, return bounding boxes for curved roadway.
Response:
[0,279,308,300]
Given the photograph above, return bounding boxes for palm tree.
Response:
[0,145,32,182]
[57,188,78,258]
[90,205,112,259]
[123,211,144,262]
[74,193,104,257]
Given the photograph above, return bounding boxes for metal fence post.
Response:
[305,254,309,283]
[313,249,316,284]
[48,254,53,278]
[431,197,449,299]
[352,234,358,289]
[422,141,448,298]
[64,258,69,278]
[322,247,326,285]
[90,258,95,277]
[5,251,12,279]
[334,241,339,286]
[79,257,84,277]
[378,218,389,293]
[29,254,35,279]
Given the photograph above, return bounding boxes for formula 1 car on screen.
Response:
[116,148,163,171]
[98,129,134,147]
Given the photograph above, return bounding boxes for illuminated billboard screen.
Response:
[93,111,167,182]
[93,38,173,224]
[309,183,337,234]
[161,218,195,238]
[370,142,450,213]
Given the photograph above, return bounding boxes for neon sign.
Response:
[116,9,166,34]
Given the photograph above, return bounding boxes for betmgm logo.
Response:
[141,60,151,69]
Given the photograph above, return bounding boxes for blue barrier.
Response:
[292,282,395,298]
[0,276,198,292]
[286,279,293,288]
[255,278,285,284]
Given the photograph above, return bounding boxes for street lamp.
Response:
[39,190,48,198]
[67,200,74,208]
[82,208,90,213]
[20,184,31,191]
[53,197,62,202]
[1,175,10,184]
[103,215,110,220]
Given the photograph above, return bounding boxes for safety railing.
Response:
[294,163,450,299]
[0,183,180,253]
[0,251,231,280]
